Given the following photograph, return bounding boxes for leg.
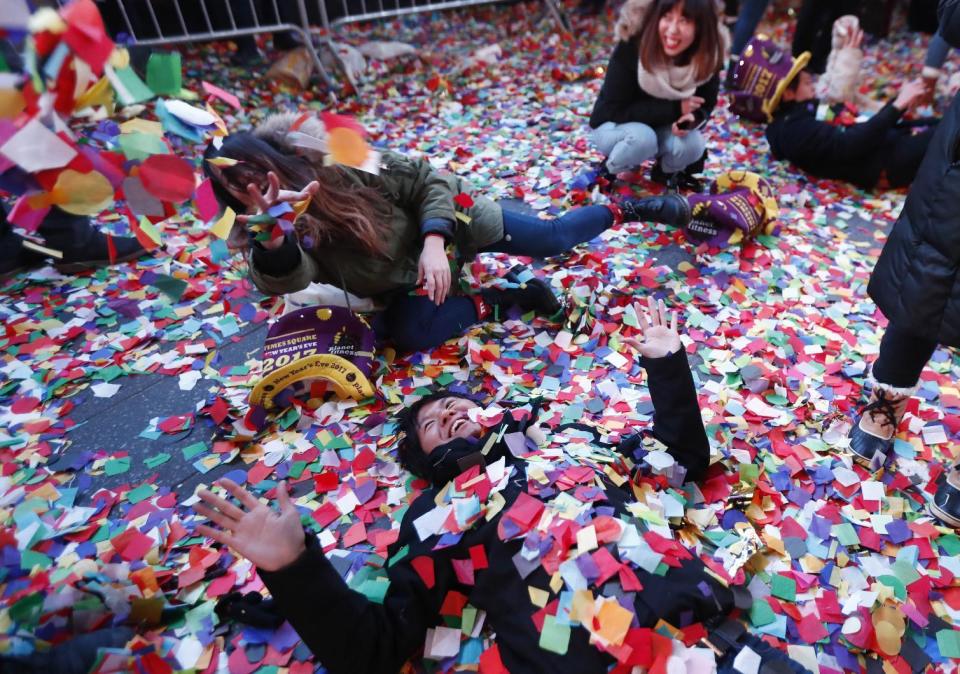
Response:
[380,294,480,353]
[871,322,938,387]
[482,206,615,258]
[883,127,937,188]
[589,122,659,174]
[731,0,772,55]
[655,127,706,174]
[848,322,938,466]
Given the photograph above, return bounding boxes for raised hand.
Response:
[194,478,305,572]
[237,171,320,250]
[623,296,682,359]
[893,79,927,112]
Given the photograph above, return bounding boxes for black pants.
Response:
[882,126,938,188]
[872,322,939,388]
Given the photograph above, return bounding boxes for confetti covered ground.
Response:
[2,1,960,673]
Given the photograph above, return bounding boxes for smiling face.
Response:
[415,396,484,455]
[659,3,696,58]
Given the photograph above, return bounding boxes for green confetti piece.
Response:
[937,629,960,658]
[750,599,777,627]
[144,452,171,469]
[104,456,131,476]
[181,442,208,460]
[126,483,156,504]
[539,614,571,655]
[771,574,797,602]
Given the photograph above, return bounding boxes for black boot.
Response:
[38,209,148,273]
[0,211,45,281]
[931,463,960,529]
[479,267,562,320]
[619,193,691,227]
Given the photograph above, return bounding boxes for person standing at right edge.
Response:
[589,0,728,192]
[847,87,960,528]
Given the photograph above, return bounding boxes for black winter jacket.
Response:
[259,349,735,674]
[868,91,960,347]
[765,100,911,188]
[589,41,721,130]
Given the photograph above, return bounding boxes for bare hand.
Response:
[672,113,696,137]
[194,479,305,572]
[623,296,681,359]
[418,234,452,305]
[894,79,927,111]
[681,96,704,116]
[237,171,320,250]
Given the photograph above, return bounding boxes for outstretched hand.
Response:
[194,478,305,572]
[237,171,320,250]
[622,296,682,359]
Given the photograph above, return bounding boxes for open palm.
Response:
[623,296,682,359]
[194,479,305,572]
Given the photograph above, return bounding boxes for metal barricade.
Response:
[58,0,338,94]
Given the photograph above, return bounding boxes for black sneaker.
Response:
[930,463,960,528]
[650,161,704,193]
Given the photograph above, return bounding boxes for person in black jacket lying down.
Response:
[765,70,936,189]
[194,299,810,674]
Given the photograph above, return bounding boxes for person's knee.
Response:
[661,132,706,171]
[622,124,658,155]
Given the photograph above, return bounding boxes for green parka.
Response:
[248,145,505,300]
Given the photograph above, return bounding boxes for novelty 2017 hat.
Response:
[686,171,779,246]
[246,306,376,429]
[729,37,811,123]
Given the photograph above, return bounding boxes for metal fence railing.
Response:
[80,0,337,93]
[50,0,570,96]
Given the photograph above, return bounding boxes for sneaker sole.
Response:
[928,501,960,529]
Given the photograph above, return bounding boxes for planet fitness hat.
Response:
[246,306,376,429]
[686,171,779,246]
[729,37,811,123]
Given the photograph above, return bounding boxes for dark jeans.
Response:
[792,0,861,73]
[872,322,939,388]
[882,126,938,188]
[731,0,772,55]
[377,205,614,352]
[715,632,812,674]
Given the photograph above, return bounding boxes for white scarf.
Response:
[636,58,706,101]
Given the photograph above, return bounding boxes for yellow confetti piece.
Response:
[0,89,25,120]
[528,586,549,608]
[207,156,240,168]
[136,217,163,249]
[120,118,164,136]
[211,207,236,240]
[52,170,114,216]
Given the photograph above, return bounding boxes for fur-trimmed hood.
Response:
[253,112,328,159]
[614,0,729,48]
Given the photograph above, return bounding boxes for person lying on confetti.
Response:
[194,298,811,674]
[0,35,147,281]
[730,37,937,190]
[202,112,692,354]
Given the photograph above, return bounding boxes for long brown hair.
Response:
[203,133,393,257]
[637,0,724,81]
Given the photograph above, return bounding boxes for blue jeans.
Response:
[731,0,772,55]
[715,632,812,674]
[591,121,706,174]
[377,205,614,352]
